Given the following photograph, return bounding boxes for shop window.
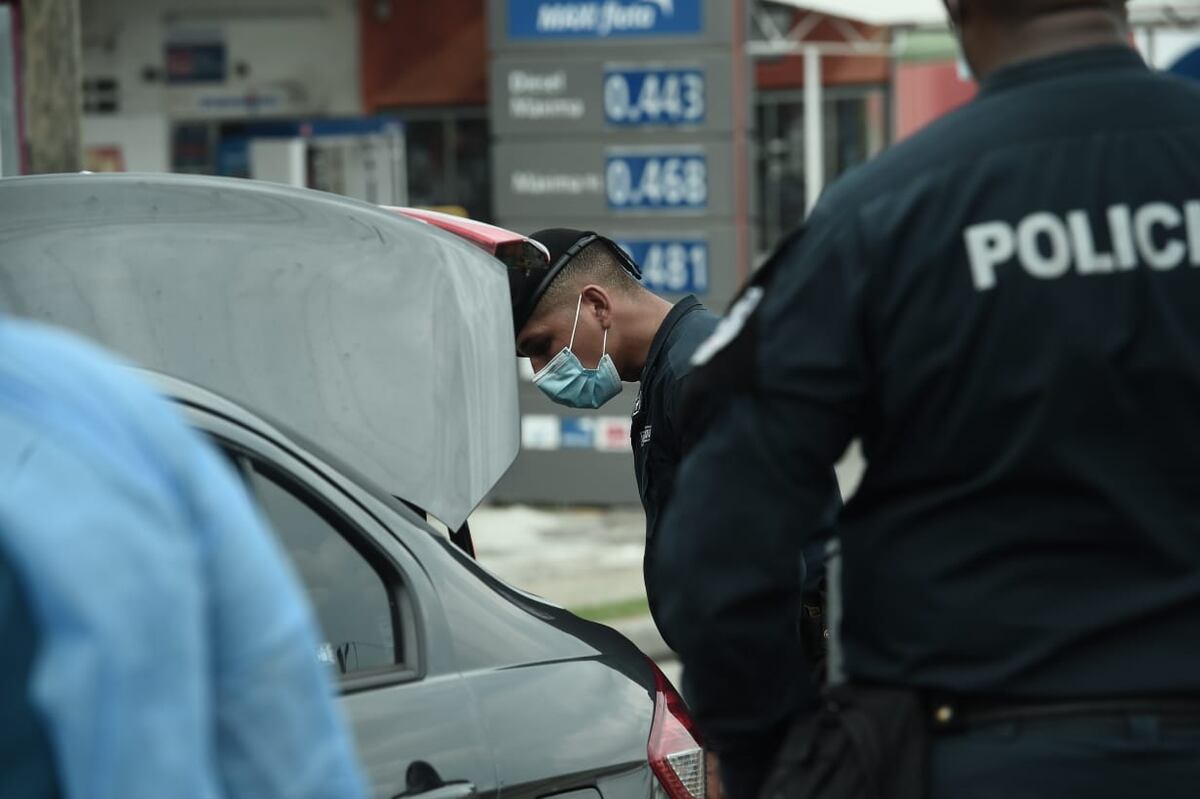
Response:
[83,77,119,114]
[396,109,493,223]
[756,88,889,254]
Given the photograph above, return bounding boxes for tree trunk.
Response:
[22,0,82,174]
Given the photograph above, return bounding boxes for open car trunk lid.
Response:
[0,172,519,530]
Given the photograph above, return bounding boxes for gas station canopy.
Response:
[767,0,949,27]
[757,0,1196,215]
[765,1,1195,28]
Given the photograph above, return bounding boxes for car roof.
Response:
[0,172,518,530]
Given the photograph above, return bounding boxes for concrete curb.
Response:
[608,614,675,662]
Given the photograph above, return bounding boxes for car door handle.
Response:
[391,762,476,799]
[393,777,472,796]
[392,782,476,799]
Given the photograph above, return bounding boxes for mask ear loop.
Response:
[569,293,610,362]
[568,293,584,351]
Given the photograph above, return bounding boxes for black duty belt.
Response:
[927,696,1200,732]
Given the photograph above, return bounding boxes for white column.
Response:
[804,45,825,216]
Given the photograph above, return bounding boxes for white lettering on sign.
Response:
[538,4,599,31]
[510,96,586,120]
[537,2,659,36]
[508,70,568,94]
[964,201,1200,291]
[507,70,584,120]
[511,171,604,196]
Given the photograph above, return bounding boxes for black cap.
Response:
[509,228,642,334]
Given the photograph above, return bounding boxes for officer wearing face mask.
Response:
[511,230,823,794]
[508,229,720,617]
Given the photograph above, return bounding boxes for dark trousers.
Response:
[930,714,1200,799]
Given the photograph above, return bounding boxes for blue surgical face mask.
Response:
[533,295,623,409]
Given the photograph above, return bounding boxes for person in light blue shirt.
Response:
[0,317,366,799]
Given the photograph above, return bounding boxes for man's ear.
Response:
[580,284,613,328]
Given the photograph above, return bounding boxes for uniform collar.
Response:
[641,295,702,382]
[980,45,1146,97]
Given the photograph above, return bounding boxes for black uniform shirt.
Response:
[632,296,719,611]
[653,46,1200,785]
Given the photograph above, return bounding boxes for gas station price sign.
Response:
[603,67,705,126]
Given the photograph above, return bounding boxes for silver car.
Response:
[0,172,706,799]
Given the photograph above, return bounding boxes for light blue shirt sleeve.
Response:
[0,319,366,799]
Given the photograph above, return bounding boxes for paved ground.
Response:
[472,504,677,676]
[473,441,864,609]
[468,442,866,683]
[472,505,648,610]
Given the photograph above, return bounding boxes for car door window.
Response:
[246,462,400,678]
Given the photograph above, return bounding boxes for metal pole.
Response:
[0,5,19,175]
[804,45,824,215]
[732,0,752,281]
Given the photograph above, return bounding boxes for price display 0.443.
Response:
[603,68,705,126]
[605,154,708,211]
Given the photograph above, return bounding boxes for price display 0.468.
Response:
[605,154,708,211]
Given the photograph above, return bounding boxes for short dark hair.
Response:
[531,241,642,320]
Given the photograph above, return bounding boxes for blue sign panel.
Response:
[618,239,709,294]
[508,0,703,40]
[560,417,595,449]
[605,152,708,211]
[604,68,705,126]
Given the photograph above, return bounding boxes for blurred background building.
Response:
[1,0,1198,507]
[0,2,1193,247]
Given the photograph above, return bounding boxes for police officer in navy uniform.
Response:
[509,229,719,596]
[652,1,1200,797]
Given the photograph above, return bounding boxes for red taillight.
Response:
[647,658,707,799]
[385,207,551,267]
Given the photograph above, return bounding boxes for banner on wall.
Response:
[84,144,126,172]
